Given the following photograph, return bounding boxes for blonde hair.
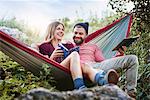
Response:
[45,21,64,41]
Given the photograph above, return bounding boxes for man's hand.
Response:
[117,46,127,56]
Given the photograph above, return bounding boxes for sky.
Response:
[0,0,133,37]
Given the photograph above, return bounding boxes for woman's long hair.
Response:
[45,21,64,42]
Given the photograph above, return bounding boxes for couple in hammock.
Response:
[38,21,138,98]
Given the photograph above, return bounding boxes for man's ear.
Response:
[84,34,88,39]
[85,33,88,37]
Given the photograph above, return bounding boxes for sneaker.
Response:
[78,85,87,90]
[105,69,119,85]
[95,70,107,85]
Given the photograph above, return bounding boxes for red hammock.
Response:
[0,14,132,90]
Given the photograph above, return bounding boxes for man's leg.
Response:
[81,63,119,85]
[94,55,139,92]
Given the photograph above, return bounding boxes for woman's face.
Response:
[53,24,64,41]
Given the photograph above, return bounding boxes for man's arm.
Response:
[94,45,105,62]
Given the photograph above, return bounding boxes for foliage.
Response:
[109,0,150,99]
[0,17,24,32]
[0,17,41,45]
[0,52,55,99]
[109,0,150,32]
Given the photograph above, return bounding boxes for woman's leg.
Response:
[60,51,85,89]
[60,51,83,80]
[81,63,98,82]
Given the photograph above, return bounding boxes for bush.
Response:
[0,52,55,99]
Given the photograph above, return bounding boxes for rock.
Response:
[0,26,28,42]
[17,84,132,100]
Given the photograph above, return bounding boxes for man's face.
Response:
[73,27,87,45]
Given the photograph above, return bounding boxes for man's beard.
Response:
[73,36,84,45]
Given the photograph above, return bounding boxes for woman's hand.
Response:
[50,47,64,60]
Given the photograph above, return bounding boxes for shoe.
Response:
[78,85,87,90]
[106,69,119,85]
[127,89,136,99]
[95,70,107,85]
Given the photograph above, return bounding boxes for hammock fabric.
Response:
[85,14,132,58]
[0,14,132,90]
